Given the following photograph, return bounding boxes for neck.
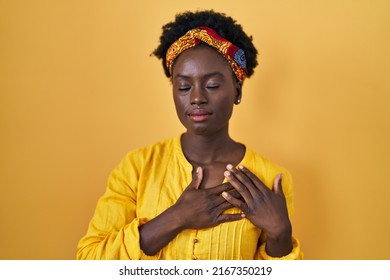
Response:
[181,129,236,165]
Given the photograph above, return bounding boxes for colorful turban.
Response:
[166,26,247,83]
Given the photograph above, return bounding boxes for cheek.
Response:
[173,95,188,121]
[214,98,235,122]
[220,91,236,110]
[173,94,184,110]
[223,102,235,119]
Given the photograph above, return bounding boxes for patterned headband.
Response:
[166,26,247,83]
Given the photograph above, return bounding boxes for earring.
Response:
[235,99,241,105]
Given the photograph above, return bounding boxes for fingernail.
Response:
[241,213,246,218]
[238,165,244,170]
[196,166,201,174]
[224,170,230,177]
[226,164,234,170]
[222,191,228,198]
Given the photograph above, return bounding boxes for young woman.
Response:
[77,10,302,260]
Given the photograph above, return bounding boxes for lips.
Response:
[188,108,212,122]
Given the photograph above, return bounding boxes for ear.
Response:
[234,80,243,105]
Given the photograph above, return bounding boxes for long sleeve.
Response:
[256,235,303,260]
[77,154,159,260]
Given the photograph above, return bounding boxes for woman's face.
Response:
[171,45,241,136]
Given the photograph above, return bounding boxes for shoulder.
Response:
[245,147,290,175]
[108,136,180,183]
[127,137,176,155]
[244,147,293,189]
[119,136,180,168]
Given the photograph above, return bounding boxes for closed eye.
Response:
[206,84,220,89]
[178,86,191,92]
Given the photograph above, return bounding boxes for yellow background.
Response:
[1,0,389,259]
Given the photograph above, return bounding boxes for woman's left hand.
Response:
[222,164,293,256]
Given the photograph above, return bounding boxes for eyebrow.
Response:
[173,72,225,80]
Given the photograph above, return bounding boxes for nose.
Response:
[190,86,207,106]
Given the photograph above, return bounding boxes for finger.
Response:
[207,189,243,209]
[238,165,270,196]
[224,169,253,204]
[221,191,247,213]
[213,200,237,213]
[226,189,243,199]
[210,194,234,208]
[273,173,285,196]
[216,213,245,223]
[227,164,261,196]
[189,166,203,190]
[212,189,244,209]
[206,182,232,195]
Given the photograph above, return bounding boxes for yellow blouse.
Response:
[77,135,303,260]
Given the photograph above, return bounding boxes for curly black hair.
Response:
[152,10,258,79]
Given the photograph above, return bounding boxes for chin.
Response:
[186,127,210,136]
[187,125,227,137]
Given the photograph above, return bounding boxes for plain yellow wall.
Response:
[1,0,389,259]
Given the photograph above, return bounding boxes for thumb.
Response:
[192,166,203,190]
[273,173,284,196]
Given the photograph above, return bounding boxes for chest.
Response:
[195,162,231,189]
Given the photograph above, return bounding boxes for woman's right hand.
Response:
[172,166,244,230]
[140,166,243,255]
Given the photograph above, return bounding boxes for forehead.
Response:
[172,45,233,78]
